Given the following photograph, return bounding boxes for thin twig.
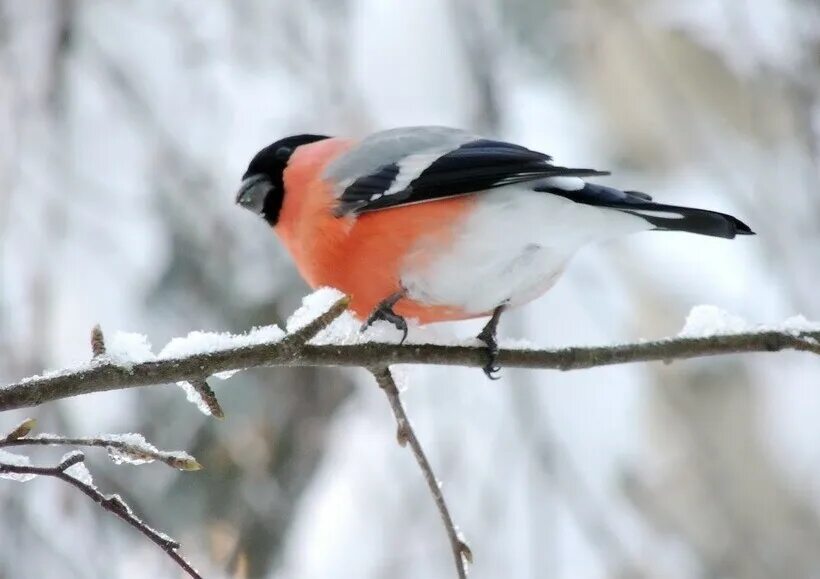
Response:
[1,328,818,412]
[369,366,471,579]
[0,452,202,579]
[0,434,201,471]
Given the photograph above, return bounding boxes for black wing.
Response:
[335,138,609,215]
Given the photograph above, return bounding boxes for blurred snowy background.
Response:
[1,1,820,578]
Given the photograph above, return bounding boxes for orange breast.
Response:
[276,139,479,323]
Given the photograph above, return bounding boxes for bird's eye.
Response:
[275,146,292,161]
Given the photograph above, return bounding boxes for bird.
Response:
[236,126,754,378]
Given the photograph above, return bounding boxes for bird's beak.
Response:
[235,174,273,215]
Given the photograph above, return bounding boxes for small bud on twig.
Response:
[91,324,106,357]
[190,378,224,419]
[167,455,203,471]
[3,418,37,441]
[458,540,473,564]
[396,419,410,447]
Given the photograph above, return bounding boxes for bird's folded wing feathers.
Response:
[323,126,609,216]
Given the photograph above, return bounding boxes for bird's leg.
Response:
[361,289,409,344]
[476,303,508,380]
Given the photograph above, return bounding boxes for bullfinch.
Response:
[236,126,753,377]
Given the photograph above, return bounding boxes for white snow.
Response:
[159,324,286,360]
[9,287,538,395]
[0,449,35,482]
[61,451,94,486]
[106,493,135,517]
[679,305,820,338]
[176,381,215,416]
[155,322,286,383]
[25,432,197,469]
[780,315,820,335]
[286,287,348,334]
[13,332,156,383]
[20,322,286,386]
[159,324,285,382]
[101,433,160,465]
[16,363,94,386]
[497,337,536,350]
[100,433,196,467]
[294,288,511,348]
[106,331,157,369]
[678,305,751,337]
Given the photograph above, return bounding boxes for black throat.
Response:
[243,134,330,225]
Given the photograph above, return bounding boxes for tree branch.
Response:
[1,326,818,412]
[369,366,471,579]
[0,452,201,579]
[2,293,819,579]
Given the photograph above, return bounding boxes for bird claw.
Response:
[476,303,507,380]
[361,299,408,344]
[477,327,501,379]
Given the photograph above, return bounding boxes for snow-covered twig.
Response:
[1,308,818,413]
[0,426,201,471]
[0,452,201,579]
[1,294,819,579]
[369,366,472,579]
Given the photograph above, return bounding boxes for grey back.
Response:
[322,126,476,189]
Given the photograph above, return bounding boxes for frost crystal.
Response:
[99,433,198,469]
[102,433,159,465]
[0,449,35,482]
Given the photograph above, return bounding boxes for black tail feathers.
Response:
[536,182,755,240]
[621,201,755,239]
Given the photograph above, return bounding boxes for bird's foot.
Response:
[361,291,408,344]
[476,304,507,380]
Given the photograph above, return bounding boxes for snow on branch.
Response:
[1,293,818,414]
[0,421,201,471]
[1,290,819,579]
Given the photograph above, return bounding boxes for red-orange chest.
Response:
[274,140,476,321]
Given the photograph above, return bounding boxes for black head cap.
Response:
[236,134,330,225]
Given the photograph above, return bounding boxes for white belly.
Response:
[399,186,647,315]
